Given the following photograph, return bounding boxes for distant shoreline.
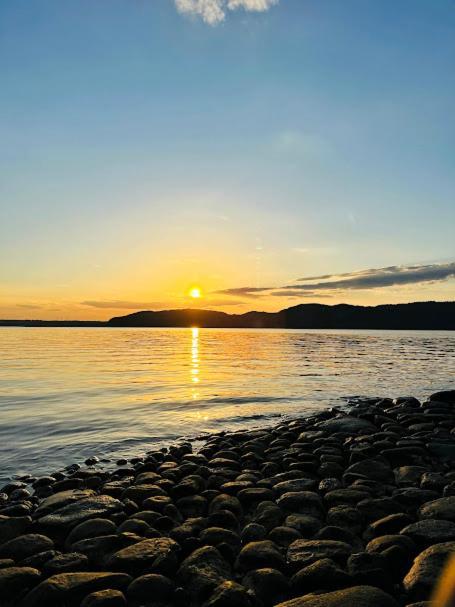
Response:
[1,301,455,330]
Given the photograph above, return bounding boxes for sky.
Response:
[0,0,454,320]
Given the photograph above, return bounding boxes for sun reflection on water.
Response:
[191,327,200,397]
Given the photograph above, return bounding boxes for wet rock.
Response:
[344,459,393,483]
[106,537,180,575]
[254,502,284,531]
[290,558,352,594]
[0,533,54,561]
[287,539,352,569]
[126,573,174,603]
[37,495,123,531]
[401,519,455,548]
[200,527,240,548]
[21,549,58,568]
[71,534,140,567]
[34,489,96,517]
[276,585,399,607]
[429,390,455,404]
[0,566,41,600]
[209,494,243,518]
[324,489,371,507]
[242,568,289,606]
[22,572,132,607]
[268,526,302,548]
[347,551,392,590]
[403,541,455,599]
[80,589,127,607]
[177,546,232,602]
[274,479,318,494]
[326,506,363,533]
[202,580,252,607]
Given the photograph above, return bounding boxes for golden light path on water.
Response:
[0,327,454,481]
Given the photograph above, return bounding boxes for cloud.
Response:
[215,286,274,298]
[291,262,455,291]
[174,0,279,25]
[16,304,42,309]
[216,262,455,299]
[81,300,164,309]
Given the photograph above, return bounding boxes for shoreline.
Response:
[1,390,455,606]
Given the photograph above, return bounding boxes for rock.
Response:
[268,526,302,548]
[241,523,267,543]
[71,534,139,567]
[177,546,232,601]
[254,502,284,531]
[419,496,455,522]
[202,580,252,607]
[106,537,180,575]
[274,479,317,494]
[34,489,96,517]
[22,572,132,607]
[429,390,455,404]
[290,558,352,593]
[0,515,32,543]
[0,566,41,600]
[80,589,127,607]
[66,518,117,548]
[357,497,403,523]
[200,527,240,548]
[401,519,455,548]
[347,552,392,590]
[284,514,322,536]
[276,492,324,518]
[366,534,416,556]
[318,417,378,434]
[237,488,275,505]
[326,506,363,534]
[21,549,58,568]
[287,540,352,569]
[236,541,285,572]
[393,488,439,509]
[126,573,174,602]
[242,568,289,606]
[403,541,455,599]
[37,495,123,530]
[210,494,243,518]
[364,513,413,540]
[394,467,428,487]
[276,585,399,606]
[0,533,54,561]
[324,489,371,507]
[43,551,89,575]
[122,484,167,505]
[344,459,393,483]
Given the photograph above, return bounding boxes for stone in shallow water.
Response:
[276,585,399,607]
[22,572,132,607]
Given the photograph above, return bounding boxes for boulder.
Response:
[0,515,32,543]
[0,533,53,561]
[287,539,352,569]
[0,566,41,600]
[202,580,252,607]
[22,572,132,607]
[126,573,174,602]
[419,497,455,522]
[236,541,285,572]
[401,519,455,548]
[80,589,127,607]
[318,417,378,434]
[403,541,455,599]
[290,558,351,593]
[276,585,399,606]
[37,495,123,530]
[106,537,180,575]
[177,546,232,601]
[242,568,289,606]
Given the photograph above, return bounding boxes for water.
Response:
[0,327,454,483]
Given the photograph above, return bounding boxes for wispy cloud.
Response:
[174,0,279,25]
[215,262,455,299]
[16,304,42,309]
[81,300,164,310]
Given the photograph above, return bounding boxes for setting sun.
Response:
[189,287,202,299]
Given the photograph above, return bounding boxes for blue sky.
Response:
[0,0,454,318]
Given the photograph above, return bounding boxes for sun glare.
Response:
[189,287,202,299]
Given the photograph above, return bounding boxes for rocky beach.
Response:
[1,390,455,607]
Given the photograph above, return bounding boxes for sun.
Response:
[189,287,202,299]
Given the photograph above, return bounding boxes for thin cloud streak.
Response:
[217,262,455,299]
[81,300,164,309]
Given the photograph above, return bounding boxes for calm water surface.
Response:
[0,327,454,482]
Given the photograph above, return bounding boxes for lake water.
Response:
[0,327,454,483]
